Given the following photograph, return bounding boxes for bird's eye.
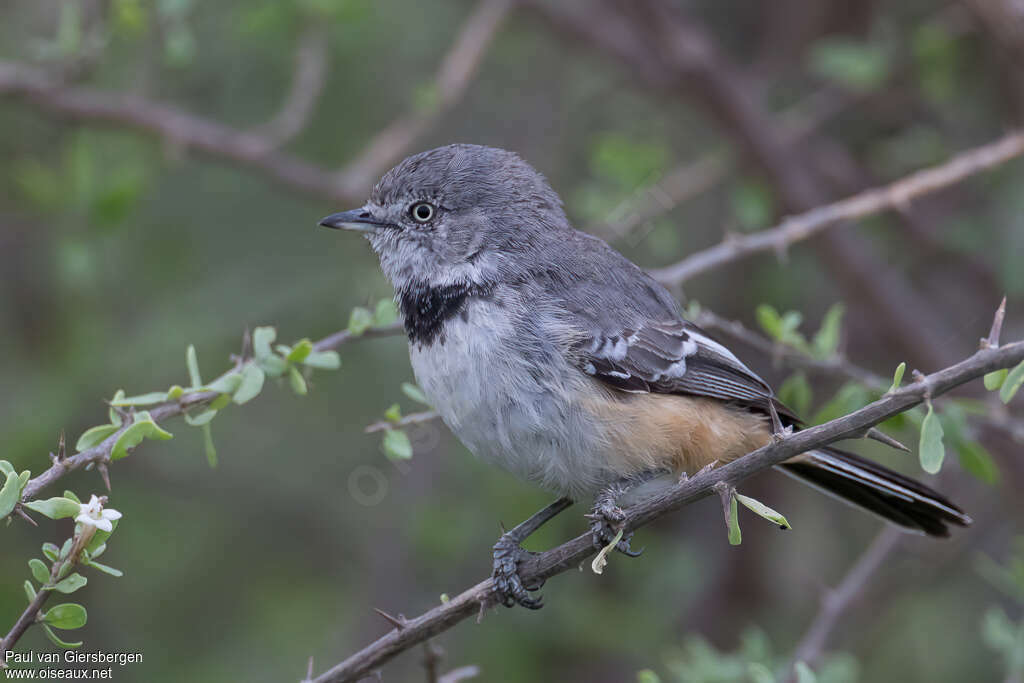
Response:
[410,202,435,223]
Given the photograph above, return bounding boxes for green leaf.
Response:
[201,424,217,468]
[232,364,266,405]
[636,670,662,683]
[42,543,60,561]
[24,580,36,602]
[383,430,413,460]
[108,390,124,426]
[0,460,13,477]
[919,403,945,474]
[288,366,308,395]
[40,624,82,649]
[62,490,80,504]
[888,362,907,394]
[286,339,313,363]
[25,496,80,520]
[348,307,373,336]
[210,393,231,411]
[400,382,430,406]
[0,470,22,520]
[727,493,742,545]
[812,303,844,359]
[957,441,1000,486]
[812,382,872,425]
[109,391,169,406]
[302,350,341,370]
[747,663,774,683]
[984,369,1008,391]
[755,304,783,339]
[166,384,185,400]
[258,354,288,377]
[374,299,399,326]
[810,38,890,92]
[252,326,277,358]
[731,178,775,231]
[206,373,243,395]
[75,424,119,451]
[778,373,812,417]
[999,360,1024,404]
[29,558,50,584]
[384,403,402,422]
[736,493,792,530]
[186,344,201,388]
[43,603,87,630]
[183,409,217,426]
[795,661,818,683]
[53,573,87,594]
[88,543,106,559]
[59,538,72,560]
[82,558,123,577]
[981,606,1017,652]
[110,411,173,461]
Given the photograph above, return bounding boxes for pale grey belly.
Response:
[407,305,614,499]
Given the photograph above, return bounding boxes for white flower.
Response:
[75,495,122,533]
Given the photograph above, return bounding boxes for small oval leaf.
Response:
[999,360,1024,404]
[43,603,87,630]
[41,623,82,649]
[29,558,50,585]
[400,382,431,406]
[75,424,119,452]
[382,430,413,460]
[302,350,340,370]
[232,364,266,405]
[53,573,87,594]
[288,366,308,395]
[25,496,81,520]
[919,403,945,474]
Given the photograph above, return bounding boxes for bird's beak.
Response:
[318,208,390,232]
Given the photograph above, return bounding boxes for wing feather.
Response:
[576,319,796,421]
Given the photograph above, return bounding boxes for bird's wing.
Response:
[574,317,797,421]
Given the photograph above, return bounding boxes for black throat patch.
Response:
[398,280,490,346]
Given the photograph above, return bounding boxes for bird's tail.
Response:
[776,447,972,537]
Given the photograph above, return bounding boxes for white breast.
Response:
[407,299,612,498]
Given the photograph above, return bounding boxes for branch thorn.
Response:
[372,607,407,630]
[982,296,1007,349]
[98,462,112,491]
[864,427,911,453]
[14,505,38,527]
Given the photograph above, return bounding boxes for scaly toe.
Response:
[491,534,544,609]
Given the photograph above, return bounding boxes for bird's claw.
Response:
[492,533,545,609]
[588,499,643,558]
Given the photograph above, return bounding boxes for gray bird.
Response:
[320,144,970,609]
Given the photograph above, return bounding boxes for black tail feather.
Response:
[776,447,971,537]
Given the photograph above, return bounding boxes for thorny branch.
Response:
[649,130,1024,286]
[310,332,1024,683]
[332,0,514,197]
[0,0,510,203]
[12,322,404,514]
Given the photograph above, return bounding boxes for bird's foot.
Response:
[492,533,545,609]
[587,491,643,558]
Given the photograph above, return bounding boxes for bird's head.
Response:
[320,144,568,289]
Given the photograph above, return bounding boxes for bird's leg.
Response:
[492,496,573,610]
[588,469,669,558]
